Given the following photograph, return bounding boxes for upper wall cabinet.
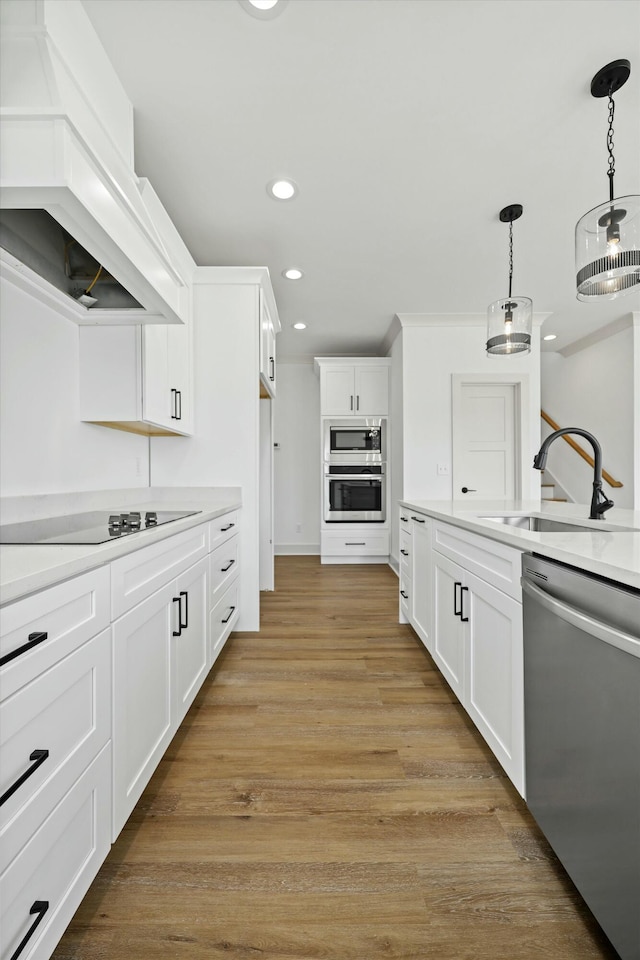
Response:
[314,358,390,416]
[79,317,193,437]
[259,289,277,399]
[0,0,195,326]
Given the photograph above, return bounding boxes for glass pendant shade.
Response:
[486,297,532,355]
[575,195,640,300]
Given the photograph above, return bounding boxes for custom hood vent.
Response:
[0,209,142,310]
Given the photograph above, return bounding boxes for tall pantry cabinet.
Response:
[150,267,280,632]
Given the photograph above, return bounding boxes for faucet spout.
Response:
[533,428,614,520]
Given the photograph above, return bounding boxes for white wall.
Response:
[273,361,321,554]
[0,278,149,497]
[540,317,638,510]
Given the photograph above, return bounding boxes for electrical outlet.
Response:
[437,463,450,476]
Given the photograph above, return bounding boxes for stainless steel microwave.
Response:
[324,419,386,463]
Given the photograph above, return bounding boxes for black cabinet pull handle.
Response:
[400,549,409,556]
[176,389,182,420]
[170,387,177,419]
[180,590,188,630]
[221,606,236,624]
[356,394,360,411]
[221,560,235,572]
[345,542,366,546]
[460,585,469,622]
[220,523,235,532]
[400,590,409,599]
[400,516,408,522]
[411,516,426,523]
[0,750,49,807]
[172,596,182,636]
[454,581,462,618]
[1,631,48,668]
[461,487,477,494]
[10,900,49,960]
[269,357,275,381]
[350,395,353,411]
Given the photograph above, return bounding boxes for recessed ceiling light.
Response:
[267,178,298,201]
[543,334,557,341]
[283,268,303,280]
[293,322,307,330]
[238,0,288,18]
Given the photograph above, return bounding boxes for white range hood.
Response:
[0,0,194,325]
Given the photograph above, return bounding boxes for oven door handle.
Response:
[521,578,639,658]
[324,475,383,481]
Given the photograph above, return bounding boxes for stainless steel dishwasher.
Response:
[522,554,640,960]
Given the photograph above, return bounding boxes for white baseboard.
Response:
[275,543,320,555]
[388,553,399,575]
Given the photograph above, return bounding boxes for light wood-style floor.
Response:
[53,556,617,959]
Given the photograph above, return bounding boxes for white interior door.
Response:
[452,380,518,500]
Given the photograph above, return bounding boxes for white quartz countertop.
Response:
[399,499,640,590]
[0,487,241,606]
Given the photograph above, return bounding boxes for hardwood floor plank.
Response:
[52,556,618,960]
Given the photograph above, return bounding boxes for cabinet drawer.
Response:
[321,531,390,556]
[209,511,239,552]
[399,574,412,620]
[432,521,523,601]
[111,523,208,619]
[209,537,239,606]
[0,566,110,701]
[399,528,412,576]
[0,743,111,960]
[0,628,111,869]
[210,580,239,666]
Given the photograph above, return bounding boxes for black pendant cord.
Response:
[607,91,616,203]
[507,220,514,299]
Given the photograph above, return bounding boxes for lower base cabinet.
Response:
[1,744,111,960]
[321,525,390,563]
[401,510,525,797]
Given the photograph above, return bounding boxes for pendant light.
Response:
[576,60,640,300]
[486,204,532,356]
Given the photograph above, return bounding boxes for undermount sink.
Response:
[478,515,638,534]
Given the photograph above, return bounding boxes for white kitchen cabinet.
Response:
[320,525,390,562]
[430,521,524,795]
[259,290,277,398]
[315,358,390,416]
[0,567,112,960]
[397,509,432,652]
[112,580,174,837]
[79,318,193,437]
[173,557,208,725]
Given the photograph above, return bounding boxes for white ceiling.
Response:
[82,0,640,360]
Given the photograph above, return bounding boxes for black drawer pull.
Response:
[220,523,235,532]
[170,387,178,419]
[10,900,49,960]
[400,549,409,556]
[221,560,236,572]
[411,516,426,523]
[172,596,183,637]
[221,606,236,624]
[460,585,469,622]
[400,516,408,522]
[400,590,409,599]
[180,590,188,630]
[0,750,49,807]
[269,357,275,381]
[176,389,182,420]
[345,542,366,546]
[0,632,48,668]
[454,581,462,617]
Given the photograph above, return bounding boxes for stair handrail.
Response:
[540,411,623,488]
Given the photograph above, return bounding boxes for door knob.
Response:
[461,487,477,493]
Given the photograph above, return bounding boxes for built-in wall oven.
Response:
[324,464,386,522]
[324,419,386,463]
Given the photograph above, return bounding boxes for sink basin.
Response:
[478,515,638,533]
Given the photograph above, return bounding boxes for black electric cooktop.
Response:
[0,509,201,545]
